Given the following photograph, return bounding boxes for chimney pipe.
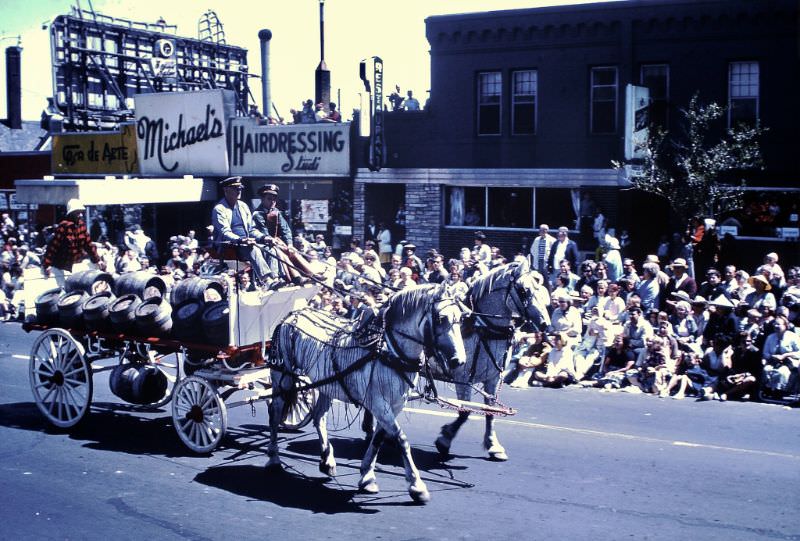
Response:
[258,29,272,121]
[5,46,23,130]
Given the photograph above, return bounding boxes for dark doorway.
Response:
[364,183,406,247]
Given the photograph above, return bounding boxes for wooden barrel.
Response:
[171,299,205,342]
[57,291,88,329]
[82,291,116,331]
[108,294,142,333]
[201,301,230,346]
[35,288,64,325]
[108,364,168,405]
[170,277,226,306]
[134,297,173,337]
[65,270,115,295]
[114,271,167,301]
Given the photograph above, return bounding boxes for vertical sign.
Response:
[369,57,386,172]
[625,84,650,160]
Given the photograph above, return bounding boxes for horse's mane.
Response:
[467,263,520,305]
[382,283,440,327]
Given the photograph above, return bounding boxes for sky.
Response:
[0,0,617,121]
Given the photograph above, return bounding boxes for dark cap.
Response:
[258,183,279,196]
[220,176,243,188]
[474,231,486,240]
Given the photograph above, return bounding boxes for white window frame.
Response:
[477,71,502,136]
[512,69,538,135]
[728,61,759,128]
[590,66,618,134]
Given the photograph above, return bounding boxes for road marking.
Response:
[404,406,800,461]
[12,355,28,360]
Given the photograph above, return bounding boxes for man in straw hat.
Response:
[211,176,273,287]
[663,258,698,303]
[43,198,104,277]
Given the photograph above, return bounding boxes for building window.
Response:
[488,187,532,228]
[729,61,759,127]
[512,70,537,135]
[640,64,669,129]
[445,187,486,226]
[591,66,618,133]
[477,72,502,135]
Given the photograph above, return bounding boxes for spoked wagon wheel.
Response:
[172,376,227,453]
[280,376,317,430]
[29,329,93,428]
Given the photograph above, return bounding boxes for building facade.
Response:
[353,0,799,268]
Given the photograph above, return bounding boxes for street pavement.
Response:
[1,321,798,541]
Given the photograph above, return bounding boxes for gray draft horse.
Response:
[266,283,468,503]
[433,260,551,461]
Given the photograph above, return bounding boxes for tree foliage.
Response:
[614,94,767,224]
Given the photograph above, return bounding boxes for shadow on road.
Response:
[0,401,187,457]
[194,464,378,514]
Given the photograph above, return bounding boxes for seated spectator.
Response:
[622,306,653,353]
[626,336,668,393]
[573,315,607,380]
[549,292,583,346]
[670,300,701,351]
[728,270,755,302]
[503,331,552,387]
[697,268,728,301]
[761,315,800,395]
[598,334,636,388]
[636,262,661,312]
[599,283,626,322]
[745,274,777,313]
[716,333,760,401]
[531,332,577,388]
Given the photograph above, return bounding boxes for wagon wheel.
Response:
[281,376,317,430]
[29,328,93,428]
[172,375,227,453]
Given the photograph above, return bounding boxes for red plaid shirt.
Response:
[43,219,99,271]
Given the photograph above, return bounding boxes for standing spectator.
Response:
[403,90,420,111]
[662,258,698,308]
[376,222,393,268]
[299,100,316,123]
[603,233,623,282]
[548,227,579,283]
[636,263,662,312]
[43,199,105,279]
[326,102,342,122]
[426,254,448,284]
[472,231,492,265]
[529,224,555,278]
[401,243,424,281]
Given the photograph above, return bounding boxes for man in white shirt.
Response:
[403,90,420,111]
[529,224,555,278]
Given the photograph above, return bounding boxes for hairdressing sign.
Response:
[228,118,350,177]
[134,89,234,176]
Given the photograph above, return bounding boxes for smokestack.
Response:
[5,46,22,130]
[258,29,272,120]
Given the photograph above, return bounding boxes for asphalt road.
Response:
[1,322,798,541]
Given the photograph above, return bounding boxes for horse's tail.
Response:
[269,313,301,413]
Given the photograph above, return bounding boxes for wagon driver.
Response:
[43,198,105,282]
[211,176,273,287]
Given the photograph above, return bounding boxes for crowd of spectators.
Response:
[2,207,798,405]
[506,223,799,405]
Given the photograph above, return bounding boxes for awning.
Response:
[13,176,216,205]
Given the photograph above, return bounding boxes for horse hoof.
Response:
[359,480,379,494]
[264,461,283,472]
[488,450,508,461]
[409,486,431,504]
[319,463,337,477]
[434,436,451,458]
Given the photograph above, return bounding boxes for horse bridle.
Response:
[384,294,462,372]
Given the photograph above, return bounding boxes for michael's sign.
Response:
[228,119,350,177]
[134,90,234,176]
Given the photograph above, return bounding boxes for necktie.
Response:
[537,238,546,271]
